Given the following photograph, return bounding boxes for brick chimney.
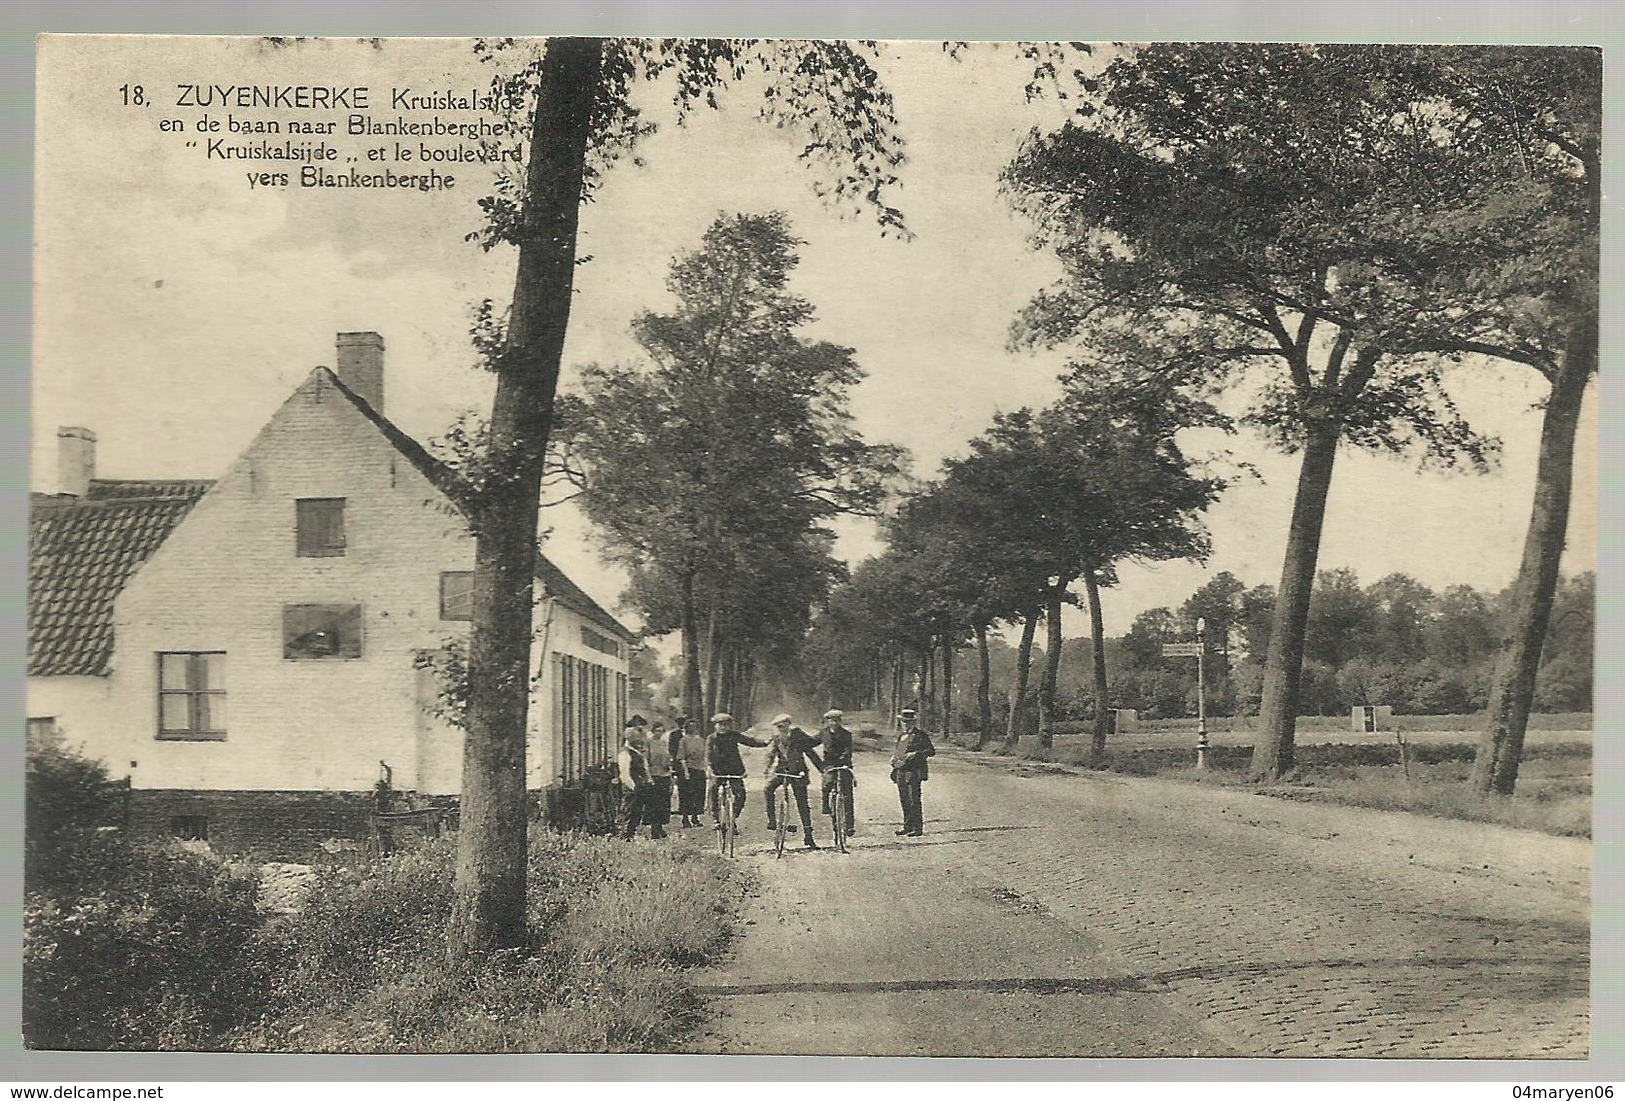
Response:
[336,331,385,413]
[57,426,96,497]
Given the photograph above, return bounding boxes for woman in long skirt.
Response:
[675,718,708,826]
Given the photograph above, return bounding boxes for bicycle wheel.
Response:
[832,782,848,853]
[717,786,734,859]
[774,786,789,859]
[725,787,737,859]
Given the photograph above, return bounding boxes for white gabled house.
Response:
[27,332,636,857]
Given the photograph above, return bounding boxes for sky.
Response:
[32,35,1598,642]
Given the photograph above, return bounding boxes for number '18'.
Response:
[119,85,145,106]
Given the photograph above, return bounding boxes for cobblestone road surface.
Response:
[686,743,1589,1059]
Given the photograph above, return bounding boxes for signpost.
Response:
[1163,620,1209,770]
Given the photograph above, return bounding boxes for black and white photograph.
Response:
[20,30,1600,1065]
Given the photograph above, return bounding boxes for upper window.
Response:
[158,652,227,740]
[296,498,346,557]
[580,625,621,659]
[440,571,474,621]
[284,605,364,659]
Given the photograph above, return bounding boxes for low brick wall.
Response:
[124,788,556,861]
[127,789,383,861]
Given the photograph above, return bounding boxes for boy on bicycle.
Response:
[706,712,767,834]
[818,708,857,838]
[764,713,824,850]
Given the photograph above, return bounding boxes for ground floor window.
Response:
[157,651,227,740]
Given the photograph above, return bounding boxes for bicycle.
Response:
[824,764,852,854]
[771,772,805,859]
[712,774,743,859]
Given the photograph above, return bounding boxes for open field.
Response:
[940,716,1592,838]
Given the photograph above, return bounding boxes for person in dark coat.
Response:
[890,707,935,836]
[763,713,824,850]
[706,712,768,833]
[818,708,857,837]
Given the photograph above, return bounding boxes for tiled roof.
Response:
[326,370,637,642]
[537,554,637,641]
[28,480,213,676]
[26,370,635,677]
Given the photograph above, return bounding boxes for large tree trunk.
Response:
[974,623,993,749]
[941,636,955,736]
[680,568,703,722]
[1473,346,1594,794]
[450,37,604,965]
[1084,568,1110,766]
[1004,607,1040,751]
[1037,586,1064,751]
[719,643,738,719]
[1251,419,1340,781]
[741,656,756,724]
[924,645,937,728]
[703,607,721,721]
[888,651,900,727]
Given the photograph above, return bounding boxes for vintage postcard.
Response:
[24,34,1597,1062]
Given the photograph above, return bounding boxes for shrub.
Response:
[25,735,126,896]
[23,738,271,1050]
[23,841,267,1050]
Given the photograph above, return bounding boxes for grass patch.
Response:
[231,832,754,1053]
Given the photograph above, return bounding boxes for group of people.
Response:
[614,706,937,846]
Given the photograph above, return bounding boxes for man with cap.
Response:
[890,707,935,836]
[763,713,825,850]
[706,712,768,833]
[818,709,857,838]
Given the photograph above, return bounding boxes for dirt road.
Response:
[680,744,1589,1058]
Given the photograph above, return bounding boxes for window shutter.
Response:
[296,499,346,557]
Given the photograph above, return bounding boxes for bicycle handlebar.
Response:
[824,764,853,772]
[711,774,745,780]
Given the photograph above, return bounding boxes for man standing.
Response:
[818,708,857,838]
[890,707,935,836]
[616,723,652,841]
[764,713,824,850]
[706,712,767,833]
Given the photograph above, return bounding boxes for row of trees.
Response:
[439,40,1594,964]
[797,375,1228,761]
[562,211,899,728]
[802,561,1593,743]
[444,39,916,961]
[999,44,1598,793]
[1109,568,1593,722]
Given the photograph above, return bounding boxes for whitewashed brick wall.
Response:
[92,368,629,799]
[25,675,121,766]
